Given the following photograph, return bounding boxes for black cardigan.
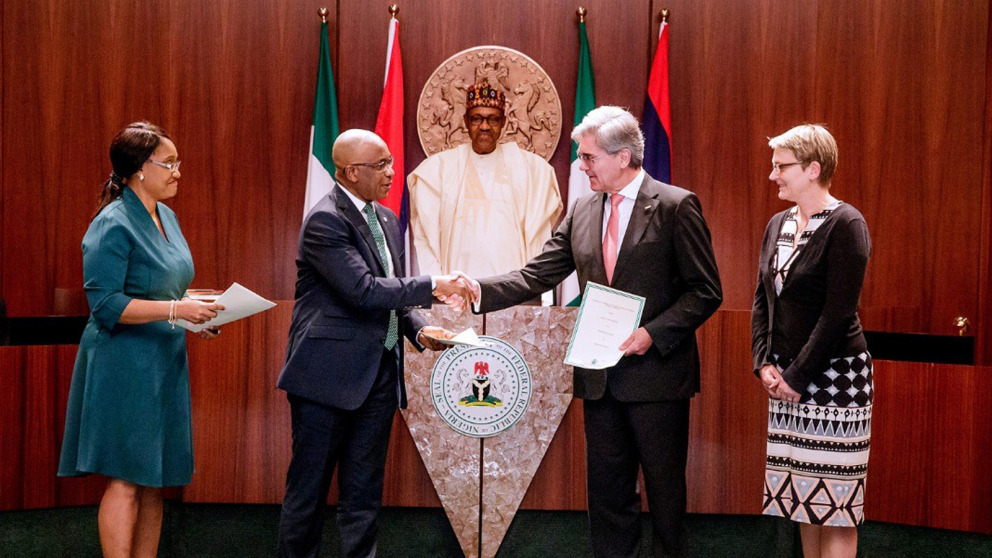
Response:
[751,202,871,393]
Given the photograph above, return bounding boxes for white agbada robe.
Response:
[408,142,562,278]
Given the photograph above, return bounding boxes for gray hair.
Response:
[570,106,645,168]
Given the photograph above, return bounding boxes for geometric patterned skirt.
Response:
[762,352,873,527]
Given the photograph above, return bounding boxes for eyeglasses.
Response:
[465,114,505,127]
[771,161,802,173]
[350,157,394,172]
[148,160,182,172]
[576,152,614,164]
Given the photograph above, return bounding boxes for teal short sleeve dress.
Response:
[59,187,196,487]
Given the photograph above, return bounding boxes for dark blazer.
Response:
[277,185,432,410]
[751,202,870,393]
[477,174,722,401]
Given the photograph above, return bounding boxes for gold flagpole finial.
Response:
[318,7,328,23]
[660,9,670,23]
[389,4,399,18]
[577,7,587,23]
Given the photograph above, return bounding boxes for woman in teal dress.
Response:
[59,122,223,557]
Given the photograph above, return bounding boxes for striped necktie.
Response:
[362,203,398,350]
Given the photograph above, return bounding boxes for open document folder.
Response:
[564,282,645,370]
[176,282,276,333]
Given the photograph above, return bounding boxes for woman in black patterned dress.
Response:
[752,124,872,558]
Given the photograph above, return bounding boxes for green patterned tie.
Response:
[363,203,398,350]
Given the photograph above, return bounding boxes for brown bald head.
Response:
[332,129,395,203]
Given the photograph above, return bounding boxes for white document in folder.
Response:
[564,282,645,370]
[176,282,276,332]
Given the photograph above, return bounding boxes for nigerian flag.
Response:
[303,20,340,217]
[561,19,596,306]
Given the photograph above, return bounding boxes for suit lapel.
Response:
[334,186,387,275]
[613,175,660,281]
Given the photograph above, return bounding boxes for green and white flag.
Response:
[561,19,597,306]
[303,21,341,217]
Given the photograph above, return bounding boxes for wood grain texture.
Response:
[0,345,104,511]
[3,0,990,341]
[688,311,768,514]
[183,303,294,504]
[647,0,989,337]
[1,0,325,316]
[813,0,988,336]
[869,361,992,532]
[5,311,992,535]
[2,0,992,533]
[978,1,992,365]
[655,0,818,314]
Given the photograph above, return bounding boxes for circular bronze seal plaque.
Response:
[416,46,562,161]
[430,336,532,438]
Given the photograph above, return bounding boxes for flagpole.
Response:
[384,4,410,273]
[660,8,670,24]
[303,6,341,216]
[562,5,597,306]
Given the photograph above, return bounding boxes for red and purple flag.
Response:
[642,19,672,183]
[373,16,409,271]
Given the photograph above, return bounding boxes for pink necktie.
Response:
[603,193,624,283]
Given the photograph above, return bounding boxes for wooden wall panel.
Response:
[648,0,990,338]
[0,347,30,510]
[869,361,992,532]
[1,0,328,317]
[183,304,294,503]
[814,0,988,337]
[5,312,992,535]
[687,311,768,514]
[0,0,3,304]
[657,0,818,313]
[3,0,990,344]
[979,2,992,366]
[0,345,103,511]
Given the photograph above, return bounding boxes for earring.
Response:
[139,173,144,181]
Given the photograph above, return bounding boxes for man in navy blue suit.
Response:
[277,129,472,558]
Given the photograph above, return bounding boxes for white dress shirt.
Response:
[601,169,646,256]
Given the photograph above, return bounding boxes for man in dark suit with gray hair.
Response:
[461,106,722,557]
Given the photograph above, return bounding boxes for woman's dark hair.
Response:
[95,121,170,217]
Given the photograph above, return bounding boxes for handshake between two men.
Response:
[431,271,481,312]
[418,272,481,351]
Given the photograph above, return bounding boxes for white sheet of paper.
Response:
[176,282,276,332]
[424,327,482,347]
[564,282,646,370]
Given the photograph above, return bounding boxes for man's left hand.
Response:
[418,326,455,351]
[619,327,652,356]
